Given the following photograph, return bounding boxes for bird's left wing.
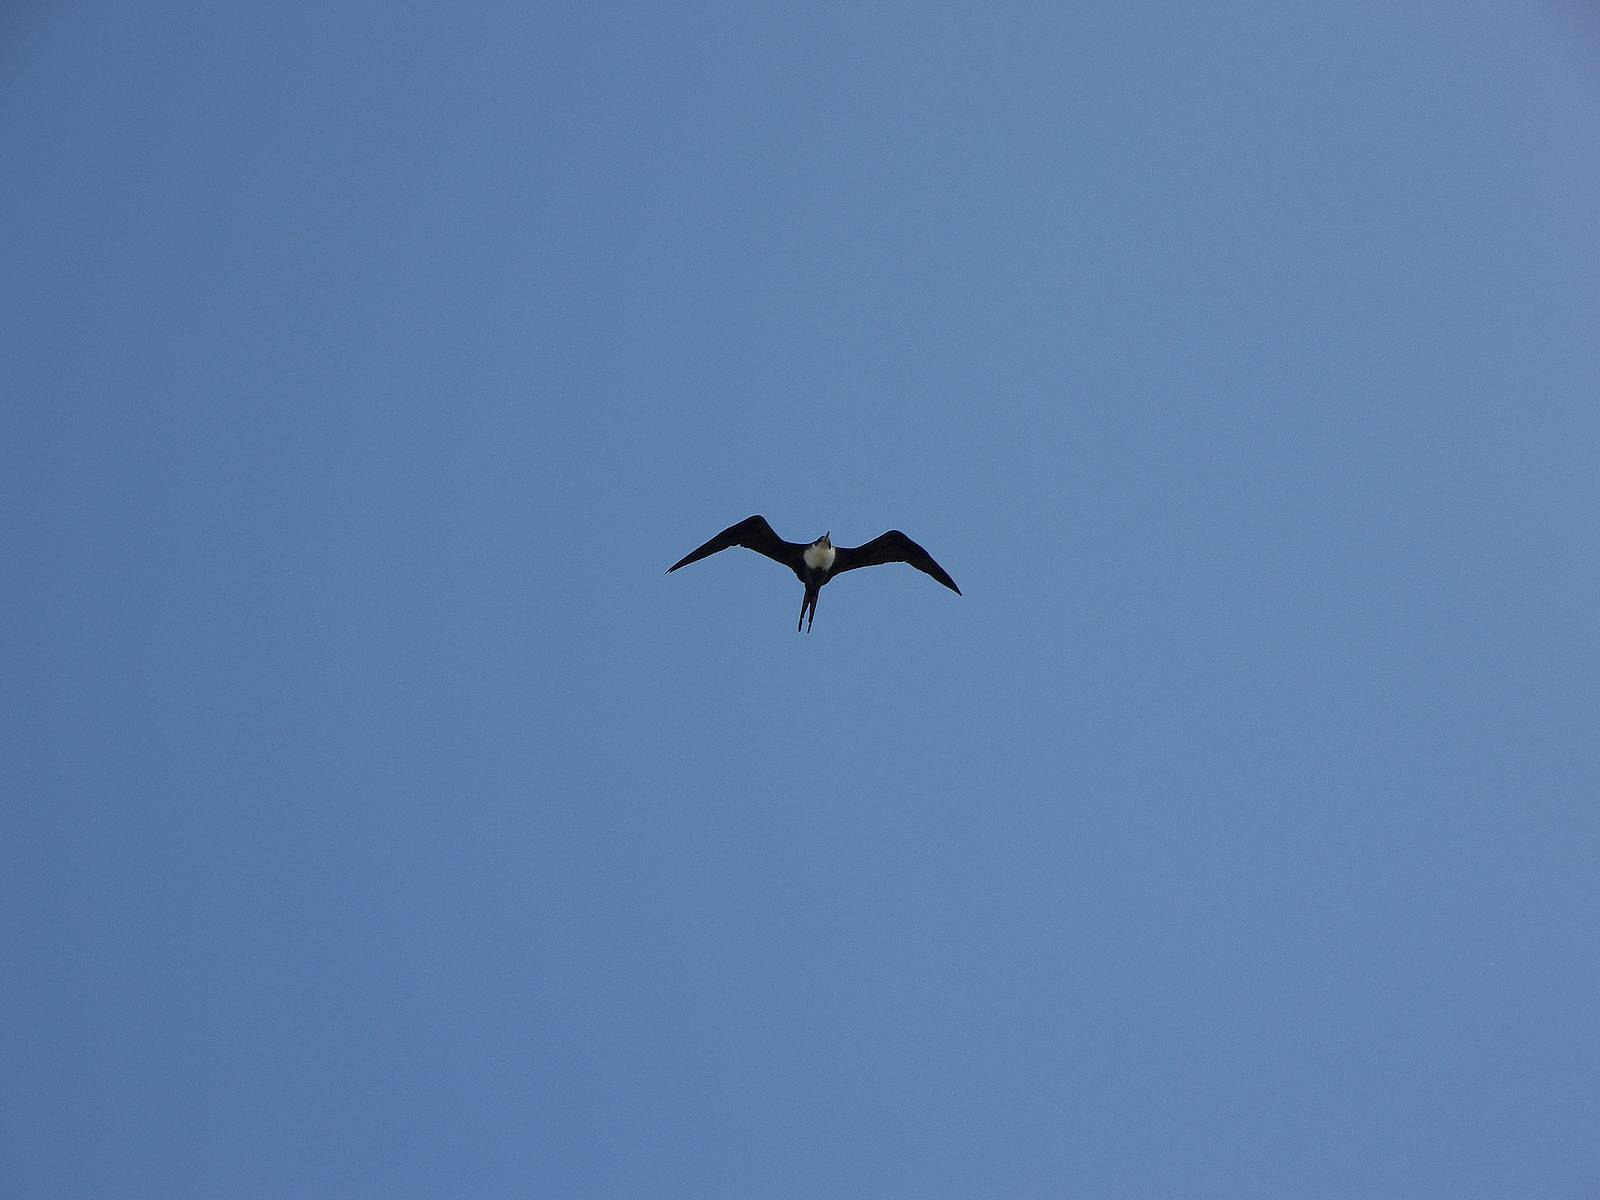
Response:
[666,515,804,574]
[831,530,961,594]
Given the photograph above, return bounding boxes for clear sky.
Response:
[4,3,1598,1197]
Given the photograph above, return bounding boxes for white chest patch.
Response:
[803,542,836,572]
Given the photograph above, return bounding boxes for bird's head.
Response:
[817,532,832,548]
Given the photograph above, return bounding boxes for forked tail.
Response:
[798,583,820,632]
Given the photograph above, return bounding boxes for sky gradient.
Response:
[4,3,1598,1197]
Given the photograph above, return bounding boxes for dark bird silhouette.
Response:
[667,515,960,632]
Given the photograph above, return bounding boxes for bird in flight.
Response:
[667,515,960,632]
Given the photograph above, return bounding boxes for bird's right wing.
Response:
[667,515,804,575]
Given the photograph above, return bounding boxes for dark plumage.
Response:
[667,515,960,632]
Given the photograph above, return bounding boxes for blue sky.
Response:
[4,3,1598,1197]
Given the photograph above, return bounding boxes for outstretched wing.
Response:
[832,530,961,595]
[667,515,805,575]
